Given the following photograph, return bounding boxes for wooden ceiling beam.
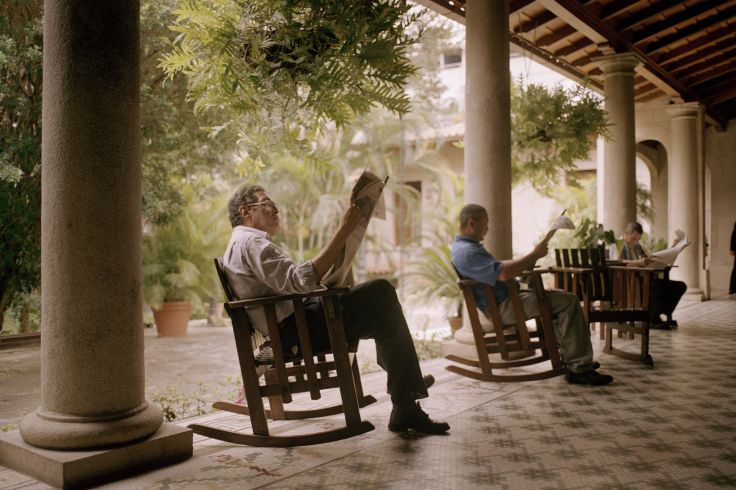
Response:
[674,49,736,80]
[538,0,727,127]
[652,24,736,64]
[535,24,577,46]
[614,1,681,32]
[630,0,729,45]
[640,6,736,55]
[510,0,536,14]
[704,85,736,105]
[553,37,593,57]
[599,0,641,21]
[688,61,736,87]
[664,37,736,72]
[515,10,557,34]
[695,73,736,97]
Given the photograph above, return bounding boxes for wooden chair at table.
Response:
[187,258,377,448]
[553,246,656,366]
[445,265,566,382]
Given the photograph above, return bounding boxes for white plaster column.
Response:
[597,53,639,236]
[464,0,512,259]
[667,102,703,294]
[18,0,162,449]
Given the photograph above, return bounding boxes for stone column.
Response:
[667,102,702,294]
[464,0,512,259]
[19,0,162,449]
[597,53,639,237]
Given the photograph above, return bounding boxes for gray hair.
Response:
[459,204,487,228]
[227,184,265,227]
[625,222,643,234]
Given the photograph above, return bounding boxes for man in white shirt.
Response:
[223,184,450,434]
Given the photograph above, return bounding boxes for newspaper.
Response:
[321,170,387,287]
[649,229,690,270]
[541,211,575,243]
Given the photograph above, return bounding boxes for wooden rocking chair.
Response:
[188,258,376,447]
[553,246,655,366]
[445,266,566,382]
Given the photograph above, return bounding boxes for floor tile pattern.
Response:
[1,296,735,489]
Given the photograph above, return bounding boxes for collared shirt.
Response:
[222,226,318,335]
[451,235,510,311]
[620,242,647,260]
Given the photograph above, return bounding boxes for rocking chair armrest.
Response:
[548,266,594,274]
[227,287,350,309]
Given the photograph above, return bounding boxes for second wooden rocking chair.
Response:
[446,267,566,382]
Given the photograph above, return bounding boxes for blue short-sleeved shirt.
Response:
[451,235,510,311]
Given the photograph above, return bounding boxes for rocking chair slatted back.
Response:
[186,258,376,447]
[445,264,566,383]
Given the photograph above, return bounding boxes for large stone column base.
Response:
[0,424,192,489]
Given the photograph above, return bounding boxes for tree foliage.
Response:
[0,0,42,331]
[161,0,423,168]
[511,82,609,194]
[140,0,237,225]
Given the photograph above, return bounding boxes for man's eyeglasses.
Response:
[246,200,278,211]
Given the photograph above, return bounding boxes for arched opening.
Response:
[636,140,668,241]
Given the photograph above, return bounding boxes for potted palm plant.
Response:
[143,185,230,336]
[403,242,464,333]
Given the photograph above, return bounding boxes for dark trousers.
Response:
[279,279,428,404]
[730,256,736,294]
[651,278,687,321]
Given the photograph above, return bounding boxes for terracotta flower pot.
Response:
[152,301,191,337]
[448,315,463,334]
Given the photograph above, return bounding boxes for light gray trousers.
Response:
[497,290,595,373]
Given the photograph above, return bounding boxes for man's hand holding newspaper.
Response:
[322,170,388,287]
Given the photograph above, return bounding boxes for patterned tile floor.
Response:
[2,296,735,489]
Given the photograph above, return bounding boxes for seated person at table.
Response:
[451,204,613,386]
[620,222,687,328]
[222,184,449,434]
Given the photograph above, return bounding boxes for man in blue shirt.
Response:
[451,204,612,386]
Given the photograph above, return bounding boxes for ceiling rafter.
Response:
[515,10,557,34]
[682,65,736,93]
[541,0,728,127]
[652,24,736,64]
[553,37,593,57]
[664,37,736,71]
[629,0,729,45]
[535,24,577,46]
[614,0,682,32]
[640,6,736,54]
[419,0,736,125]
[599,0,644,21]
[673,47,736,79]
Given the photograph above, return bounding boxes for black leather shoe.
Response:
[565,370,613,386]
[423,374,435,389]
[388,402,450,434]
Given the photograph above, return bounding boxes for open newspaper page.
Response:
[322,170,387,287]
[541,212,575,243]
[649,229,690,270]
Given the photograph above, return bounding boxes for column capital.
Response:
[666,102,702,120]
[593,52,639,77]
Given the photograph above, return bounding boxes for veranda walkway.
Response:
[1,296,735,489]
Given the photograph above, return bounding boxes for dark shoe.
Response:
[423,374,435,389]
[565,369,613,386]
[388,402,450,434]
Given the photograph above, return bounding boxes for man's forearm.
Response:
[498,253,537,280]
[311,227,352,280]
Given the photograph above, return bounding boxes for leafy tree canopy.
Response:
[0,0,42,331]
[161,0,423,169]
